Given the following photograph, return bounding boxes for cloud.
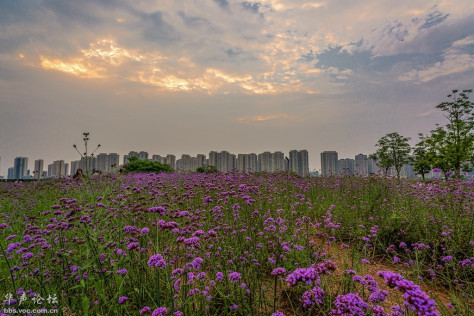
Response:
[2,1,474,97]
[418,10,449,30]
[214,0,230,9]
[399,35,474,83]
[236,113,302,123]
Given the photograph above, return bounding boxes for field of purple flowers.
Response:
[0,172,472,315]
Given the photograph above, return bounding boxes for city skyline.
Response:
[1,148,312,178]
[1,1,474,177]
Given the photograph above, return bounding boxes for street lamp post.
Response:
[73,132,101,175]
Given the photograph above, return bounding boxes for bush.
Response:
[123,156,173,173]
[196,165,218,173]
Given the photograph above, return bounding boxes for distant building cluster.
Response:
[1,149,310,179]
[175,149,309,176]
[320,151,416,178]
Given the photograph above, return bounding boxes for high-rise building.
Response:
[52,160,66,178]
[289,150,299,174]
[400,163,416,179]
[273,151,285,172]
[289,150,309,176]
[321,151,338,176]
[355,154,368,176]
[166,154,176,170]
[196,154,206,168]
[217,151,235,172]
[70,160,81,176]
[13,157,28,180]
[338,158,355,176]
[48,164,53,177]
[138,151,148,160]
[97,153,109,173]
[7,167,14,180]
[176,154,195,171]
[247,154,258,172]
[109,153,120,171]
[208,151,218,168]
[152,155,165,163]
[258,152,273,172]
[34,159,44,180]
[298,150,309,176]
[81,156,97,174]
[124,151,139,164]
[153,154,175,169]
[236,153,258,172]
[367,157,379,176]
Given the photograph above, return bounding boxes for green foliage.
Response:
[412,135,432,181]
[123,156,173,174]
[423,89,474,178]
[196,165,218,173]
[372,132,411,179]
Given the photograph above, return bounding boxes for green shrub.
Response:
[123,156,173,173]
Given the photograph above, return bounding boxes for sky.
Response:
[1,0,474,176]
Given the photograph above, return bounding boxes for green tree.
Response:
[123,156,173,174]
[372,132,412,179]
[196,165,218,174]
[424,89,474,178]
[412,135,431,181]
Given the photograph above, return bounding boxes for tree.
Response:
[412,135,431,181]
[123,156,173,174]
[372,132,412,179]
[424,89,474,178]
[196,165,218,174]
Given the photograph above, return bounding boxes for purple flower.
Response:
[188,257,204,270]
[116,269,128,275]
[300,286,325,309]
[173,278,181,292]
[141,227,150,235]
[148,254,167,268]
[216,271,224,281]
[271,267,287,276]
[6,234,17,241]
[378,271,438,315]
[372,305,387,316]
[228,272,242,283]
[118,296,128,304]
[286,267,321,286]
[369,289,389,303]
[140,306,151,314]
[330,293,369,315]
[127,242,140,250]
[152,307,169,316]
[272,311,285,316]
[122,225,139,234]
[172,268,184,276]
[148,206,165,214]
[21,252,34,261]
